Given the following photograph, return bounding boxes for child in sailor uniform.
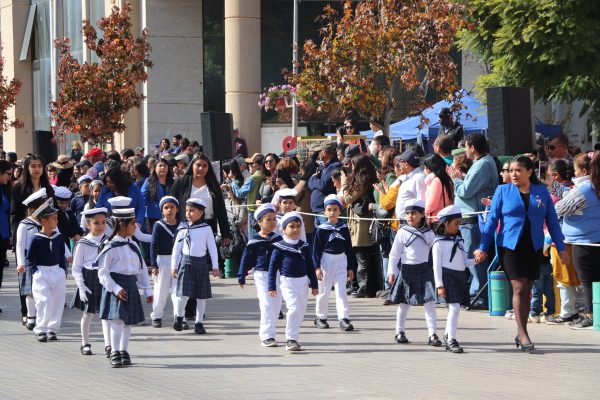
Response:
[312,194,356,332]
[432,205,476,353]
[387,199,441,347]
[274,188,306,242]
[97,201,153,368]
[268,212,318,351]
[26,199,68,342]
[149,196,180,328]
[70,207,110,356]
[238,203,282,347]
[171,198,219,335]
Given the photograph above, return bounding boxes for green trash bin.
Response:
[224,258,239,279]
[593,282,600,332]
[489,271,509,316]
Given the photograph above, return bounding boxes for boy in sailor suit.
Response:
[312,194,356,332]
[275,188,306,242]
[71,207,110,356]
[26,199,68,342]
[432,205,476,353]
[268,212,318,352]
[238,203,282,347]
[54,185,84,248]
[171,198,219,335]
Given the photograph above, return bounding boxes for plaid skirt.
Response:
[20,270,34,296]
[70,268,102,313]
[389,262,436,305]
[442,267,469,306]
[176,255,212,299]
[99,273,145,325]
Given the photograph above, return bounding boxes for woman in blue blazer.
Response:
[96,166,145,227]
[474,155,569,351]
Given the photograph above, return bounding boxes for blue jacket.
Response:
[311,222,356,270]
[308,157,341,213]
[141,178,172,220]
[561,182,600,244]
[268,239,318,291]
[26,232,67,273]
[237,232,282,285]
[96,183,145,226]
[150,220,178,266]
[478,183,565,253]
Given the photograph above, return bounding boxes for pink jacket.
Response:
[425,174,453,219]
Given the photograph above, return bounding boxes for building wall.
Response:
[145,0,203,150]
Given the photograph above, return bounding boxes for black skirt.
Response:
[499,228,542,281]
[70,268,102,313]
[99,273,145,325]
[389,262,436,305]
[176,255,212,299]
[442,268,469,306]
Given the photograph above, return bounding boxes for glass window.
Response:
[89,0,105,63]
[203,1,225,112]
[32,0,51,131]
[63,0,84,63]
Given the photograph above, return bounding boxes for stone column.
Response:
[0,0,34,156]
[225,0,261,154]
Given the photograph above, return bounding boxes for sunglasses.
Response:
[265,159,275,164]
[345,126,354,129]
[546,144,556,150]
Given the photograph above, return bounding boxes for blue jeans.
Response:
[460,223,488,299]
[247,212,257,240]
[530,262,555,316]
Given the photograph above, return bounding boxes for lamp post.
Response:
[291,0,299,137]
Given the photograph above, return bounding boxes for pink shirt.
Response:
[425,174,453,219]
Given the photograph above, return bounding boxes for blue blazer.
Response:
[96,183,145,226]
[478,183,565,253]
[141,178,171,220]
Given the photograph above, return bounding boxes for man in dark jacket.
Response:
[438,107,464,150]
[308,142,341,225]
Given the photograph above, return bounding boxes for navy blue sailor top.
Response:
[268,239,318,291]
[311,221,356,270]
[237,232,282,285]
[149,220,179,266]
[26,231,67,274]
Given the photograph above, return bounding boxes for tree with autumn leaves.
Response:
[52,2,152,145]
[287,0,465,135]
[0,45,23,134]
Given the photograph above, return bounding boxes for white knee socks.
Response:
[445,303,460,341]
[110,319,123,352]
[396,304,410,334]
[101,319,111,347]
[120,325,131,352]
[424,301,437,336]
[26,296,36,320]
[195,299,206,324]
[81,313,93,345]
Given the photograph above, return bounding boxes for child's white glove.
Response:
[78,284,92,303]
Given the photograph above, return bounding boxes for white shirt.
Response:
[394,167,427,218]
[171,223,219,270]
[191,184,214,219]
[97,235,152,297]
[387,225,435,277]
[71,233,106,287]
[432,237,476,288]
[16,218,40,267]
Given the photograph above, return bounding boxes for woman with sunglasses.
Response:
[259,153,280,204]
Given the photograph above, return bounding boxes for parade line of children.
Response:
[16,186,476,367]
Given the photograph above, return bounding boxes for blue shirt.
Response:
[268,239,318,291]
[150,220,178,266]
[237,232,281,285]
[26,232,67,273]
[311,222,356,270]
[70,195,89,226]
[453,154,498,213]
[0,191,10,239]
[96,183,145,226]
[141,178,172,219]
[562,182,600,244]
[308,157,341,213]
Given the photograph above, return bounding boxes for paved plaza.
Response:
[0,260,598,400]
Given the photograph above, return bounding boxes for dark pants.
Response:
[355,245,382,297]
[530,261,555,315]
[572,244,600,313]
[0,237,8,310]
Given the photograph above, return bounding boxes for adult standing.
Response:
[141,158,175,228]
[233,128,249,158]
[448,133,498,305]
[157,138,172,159]
[83,147,104,178]
[437,107,464,149]
[259,153,280,203]
[555,151,600,330]
[171,134,183,154]
[70,140,84,162]
[394,149,426,223]
[545,134,570,160]
[308,142,341,225]
[423,154,454,219]
[96,167,145,227]
[0,160,12,312]
[475,156,567,349]
[228,153,264,238]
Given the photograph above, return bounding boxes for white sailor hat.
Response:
[22,188,48,207]
[81,207,108,218]
[323,194,342,209]
[404,199,425,213]
[32,198,58,219]
[255,203,276,221]
[108,196,132,209]
[54,186,73,201]
[111,207,136,219]
[437,205,462,222]
[278,188,297,200]
[159,196,179,209]
[280,211,303,229]
[186,197,207,209]
[90,180,103,188]
[77,175,93,185]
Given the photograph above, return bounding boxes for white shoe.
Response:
[505,310,515,320]
[528,314,540,323]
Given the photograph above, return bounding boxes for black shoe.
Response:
[80,344,92,355]
[182,321,190,330]
[446,338,464,353]
[120,350,132,366]
[545,313,579,325]
[26,316,36,331]
[428,333,442,347]
[105,346,112,358]
[110,351,122,368]
[261,338,277,347]
[339,318,354,332]
[152,318,162,328]
[514,336,535,352]
[47,332,57,341]
[36,333,47,342]
[314,318,329,329]
[278,311,284,320]
[173,316,183,331]
[4,259,8,267]
[286,339,301,352]
[194,323,207,334]
[395,332,409,344]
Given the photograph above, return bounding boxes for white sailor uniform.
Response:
[149,220,179,321]
[16,217,40,324]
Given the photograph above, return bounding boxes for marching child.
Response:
[55,186,84,248]
[171,198,219,335]
[388,199,439,346]
[274,188,306,242]
[70,175,92,226]
[268,212,318,351]
[432,205,475,353]
[312,194,356,332]
[149,196,180,328]
[80,180,103,232]
[238,203,282,347]
[97,200,153,367]
[71,207,110,356]
[16,188,49,329]
[26,198,68,342]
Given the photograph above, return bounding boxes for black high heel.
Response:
[515,336,534,352]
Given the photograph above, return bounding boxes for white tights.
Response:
[110,319,132,352]
[26,296,36,320]
[445,303,460,341]
[174,296,206,323]
[396,301,437,336]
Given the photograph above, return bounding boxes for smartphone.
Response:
[537,161,547,180]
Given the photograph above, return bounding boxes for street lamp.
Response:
[292,0,299,137]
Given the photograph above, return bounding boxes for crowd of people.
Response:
[0,117,598,366]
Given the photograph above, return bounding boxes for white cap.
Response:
[81,207,108,218]
[22,188,48,207]
[90,180,103,189]
[111,208,136,219]
[404,199,425,213]
[159,196,179,209]
[323,194,342,209]
[278,188,297,200]
[255,203,276,221]
[186,198,207,209]
[32,198,57,219]
[54,186,73,200]
[280,211,303,229]
[77,175,93,185]
[108,196,132,209]
[175,154,189,164]
[437,205,462,222]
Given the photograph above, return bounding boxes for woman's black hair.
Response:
[147,158,174,202]
[548,158,572,181]
[223,159,244,187]
[275,168,295,189]
[161,138,171,149]
[186,202,206,222]
[109,217,135,241]
[348,154,377,196]
[185,153,226,213]
[424,154,455,205]
[17,155,53,200]
[0,160,12,204]
[104,167,132,196]
[511,155,541,184]
[134,162,150,180]
[262,153,280,177]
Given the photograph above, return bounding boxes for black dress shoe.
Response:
[120,350,132,366]
[110,351,122,368]
[428,333,442,347]
[173,316,183,331]
[36,333,48,342]
[278,311,285,320]
[314,318,329,329]
[339,319,354,332]
[26,316,36,331]
[105,346,112,358]
[182,321,190,330]
[194,323,207,334]
[152,318,162,328]
[395,332,409,344]
[47,332,57,341]
[80,344,92,355]
[446,338,464,353]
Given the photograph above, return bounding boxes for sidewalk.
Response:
[0,260,598,400]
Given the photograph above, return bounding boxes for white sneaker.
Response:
[505,310,515,320]
[528,314,540,323]
[541,314,557,323]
